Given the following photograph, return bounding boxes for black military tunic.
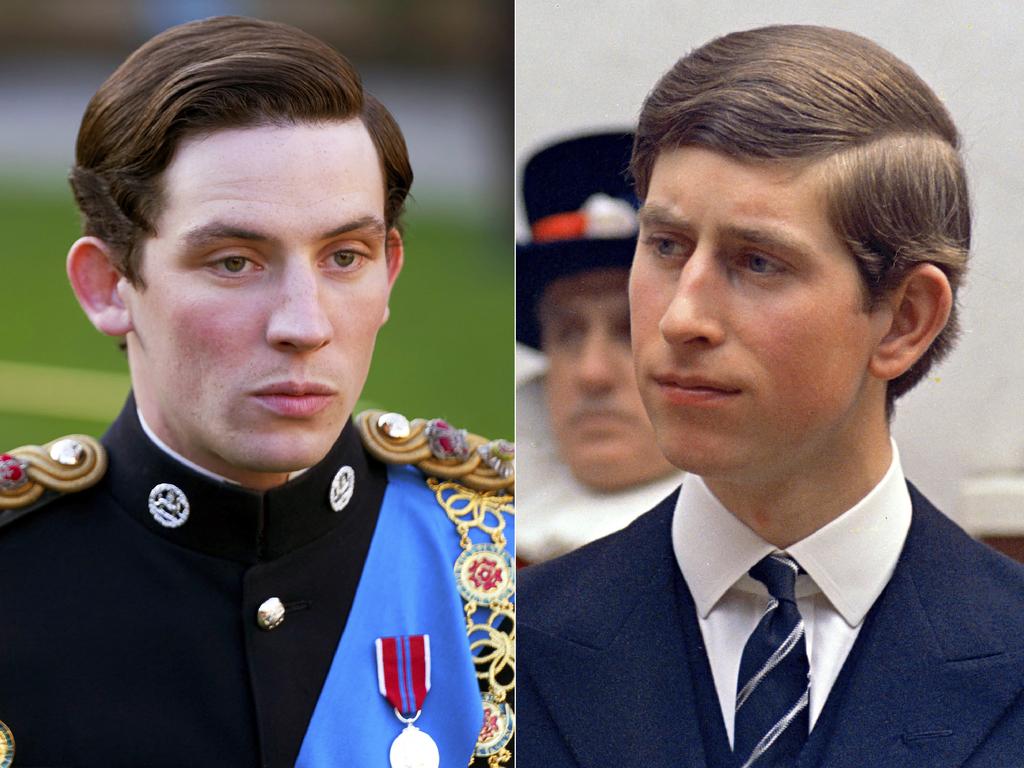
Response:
[0,398,387,767]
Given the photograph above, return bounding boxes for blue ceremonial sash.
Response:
[295,464,482,767]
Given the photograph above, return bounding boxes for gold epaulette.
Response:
[356,410,514,494]
[0,435,107,512]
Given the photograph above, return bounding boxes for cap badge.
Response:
[148,483,190,528]
[531,192,638,243]
[329,465,355,512]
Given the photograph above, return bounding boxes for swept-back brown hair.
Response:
[70,15,413,285]
[631,25,969,408]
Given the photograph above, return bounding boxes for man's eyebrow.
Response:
[638,203,813,257]
[181,216,387,250]
[719,223,814,258]
[318,215,388,240]
[637,203,691,232]
[182,223,268,250]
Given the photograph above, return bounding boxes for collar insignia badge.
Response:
[148,483,190,528]
[329,465,355,512]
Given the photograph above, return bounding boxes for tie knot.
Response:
[749,553,800,602]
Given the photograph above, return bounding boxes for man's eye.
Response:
[220,256,250,273]
[745,253,780,274]
[331,251,362,269]
[644,236,683,258]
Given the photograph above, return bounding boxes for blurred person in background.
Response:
[516,132,682,564]
[0,17,513,768]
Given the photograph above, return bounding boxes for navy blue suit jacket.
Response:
[519,484,1024,767]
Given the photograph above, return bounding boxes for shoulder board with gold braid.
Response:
[357,410,515,766]
[356,409,514,494]
[0,435,107,527]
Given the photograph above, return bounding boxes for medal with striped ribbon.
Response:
[375,635,439,768]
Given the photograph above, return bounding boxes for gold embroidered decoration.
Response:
[356,410,514,494]
[430,479,515,767]
[0,435,107,510]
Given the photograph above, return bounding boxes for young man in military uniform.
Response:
[0,17,513,768]
[520,25,1024,768]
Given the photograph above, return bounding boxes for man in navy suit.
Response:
[519,24,1024,768]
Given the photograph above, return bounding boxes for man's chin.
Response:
[220,431,340,475]
[655,438,754,483]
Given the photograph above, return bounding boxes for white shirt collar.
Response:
[673,440,912,627]
[137,407,242,485]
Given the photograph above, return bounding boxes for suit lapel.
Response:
[810,489,1024,767]
[524,497,709,768]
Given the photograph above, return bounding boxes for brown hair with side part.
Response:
[70,15,413,286]
[630,25,970,409]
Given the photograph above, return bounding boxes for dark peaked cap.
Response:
[516,131,639,350]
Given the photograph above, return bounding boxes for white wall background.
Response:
[516,0,1024,524]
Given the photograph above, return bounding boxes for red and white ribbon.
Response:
[375,635,431,718]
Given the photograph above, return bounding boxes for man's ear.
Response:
[380,228,405,325]
[868,264,953,381]
[66,237,134,337]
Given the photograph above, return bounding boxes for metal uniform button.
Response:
[377,412,411,440]
[257,597,286,631]
[49,438,86,467]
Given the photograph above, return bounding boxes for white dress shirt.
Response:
[671,441,912,745]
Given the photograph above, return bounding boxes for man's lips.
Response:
[251,382,338,417]
[653,374,741,405]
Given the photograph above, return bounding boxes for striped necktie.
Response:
[734,553,810,768]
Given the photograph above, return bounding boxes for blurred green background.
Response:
[0,0,513,450]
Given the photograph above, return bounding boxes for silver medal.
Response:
[389,723,440,768]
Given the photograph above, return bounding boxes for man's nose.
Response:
[265,263,334,351]
[658,250,726,347]
[575,330,622,392]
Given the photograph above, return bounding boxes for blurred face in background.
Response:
[540,268,677,491]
